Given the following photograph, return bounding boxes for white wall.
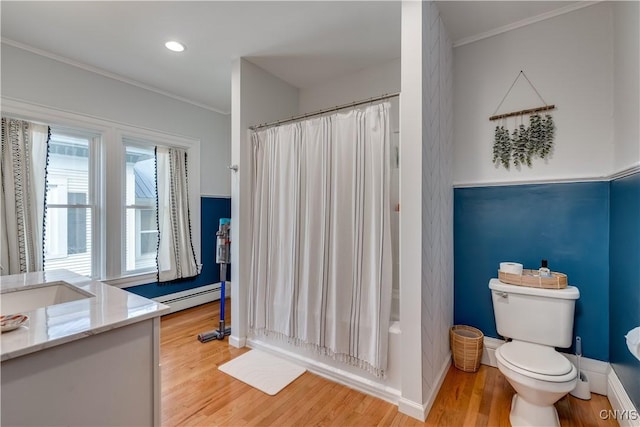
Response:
[613,1,640,172]
[1,43,231,197]
[453,3,614,185]
[398,0,425,418]
[229,58,299,346]
[420,0,454,414]
[298,58,400,113]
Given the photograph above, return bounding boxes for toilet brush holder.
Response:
[570,371,591,400]
[570,338,591,400]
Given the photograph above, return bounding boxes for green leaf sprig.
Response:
[491,113,555,169]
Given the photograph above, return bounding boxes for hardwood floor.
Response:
[161,301,618,426]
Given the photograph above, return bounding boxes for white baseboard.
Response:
[398,354,451,421]
[247,338,401,406]
[228,335,246,348]
[607,368,640,427]
[398,397,428,421]
[562,353,610,396]
[153,282,231,314]
[423,354,452,420]
[480,336,610,395]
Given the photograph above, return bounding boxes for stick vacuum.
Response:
[198,218,232,343]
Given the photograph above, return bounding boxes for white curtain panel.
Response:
[156,146,198,282]
[1,118,49,275]
[249,103,392,377]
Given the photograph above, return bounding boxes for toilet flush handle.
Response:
[497,291,508,298]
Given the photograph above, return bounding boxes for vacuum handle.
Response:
[216,219,231,265]
[575,336,582,357]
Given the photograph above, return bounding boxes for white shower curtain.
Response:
[1,118,49,275]
[156,146,198,282]
[249,103,392,376]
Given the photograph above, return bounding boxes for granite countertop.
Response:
[0,270,169,361]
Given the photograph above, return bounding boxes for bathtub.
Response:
[385,320,402,391]
[386,288,401,390]
[391,287,400,322]
[248,308,403,404]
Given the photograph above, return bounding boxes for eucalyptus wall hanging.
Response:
[490,71,556,169]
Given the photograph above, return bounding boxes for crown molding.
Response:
[1,38,230,116]
[453,1,601,48]
[453,175,607,188]
[609,164,640,181]
[453,163,640,188]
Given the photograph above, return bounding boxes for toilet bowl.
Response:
[489,279,580,427]
[496,341,577,426]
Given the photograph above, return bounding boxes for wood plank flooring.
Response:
[161,301,618,426]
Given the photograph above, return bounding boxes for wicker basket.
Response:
[498,269,568,289]
[450,325,483,373]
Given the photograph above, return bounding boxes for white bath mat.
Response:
[218,349,306,395]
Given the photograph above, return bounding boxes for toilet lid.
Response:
[499,341,573,376]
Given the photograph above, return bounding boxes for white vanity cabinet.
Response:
[0,270,168,427]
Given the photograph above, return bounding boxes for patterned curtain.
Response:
[155,146,198,282]
[1,118,50,275]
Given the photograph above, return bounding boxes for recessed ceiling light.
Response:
[165,41,185,52]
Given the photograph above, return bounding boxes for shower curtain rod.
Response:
[249,92,400,131]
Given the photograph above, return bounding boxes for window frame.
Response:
[122,139,158,276]
[44,127,101,278]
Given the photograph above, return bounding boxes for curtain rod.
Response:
[249,92,400,131]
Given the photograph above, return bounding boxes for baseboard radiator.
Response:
[153,282,231,314]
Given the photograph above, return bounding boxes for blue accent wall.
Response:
[125,196,231,299]
[609,172,640,408]
[454,182,610,361]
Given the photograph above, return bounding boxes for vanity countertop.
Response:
[0,270,169,361]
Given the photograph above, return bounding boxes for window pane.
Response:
[44,134,92,277]
[125,146,156,207]
[68,193,87,254]
[46,135,89,205]
[45,207,92,277]
[125,145,157,273]
[140,209,156,232]
[140,231,158,255]
[125,207,158,271]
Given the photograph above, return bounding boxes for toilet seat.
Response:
[496,341,577,383]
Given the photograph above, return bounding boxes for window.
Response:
[44,132,96,277]
[4,98,201,286]
[124,144,158,273]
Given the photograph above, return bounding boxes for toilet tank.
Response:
[489,278,580,348]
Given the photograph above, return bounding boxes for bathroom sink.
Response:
[1,282,94,315]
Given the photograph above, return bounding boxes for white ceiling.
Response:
[1,1,401,113]
[1,1,582,115]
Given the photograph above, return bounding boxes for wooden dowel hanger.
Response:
[489,105,556,121]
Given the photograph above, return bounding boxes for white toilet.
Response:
[489,278,580,427]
